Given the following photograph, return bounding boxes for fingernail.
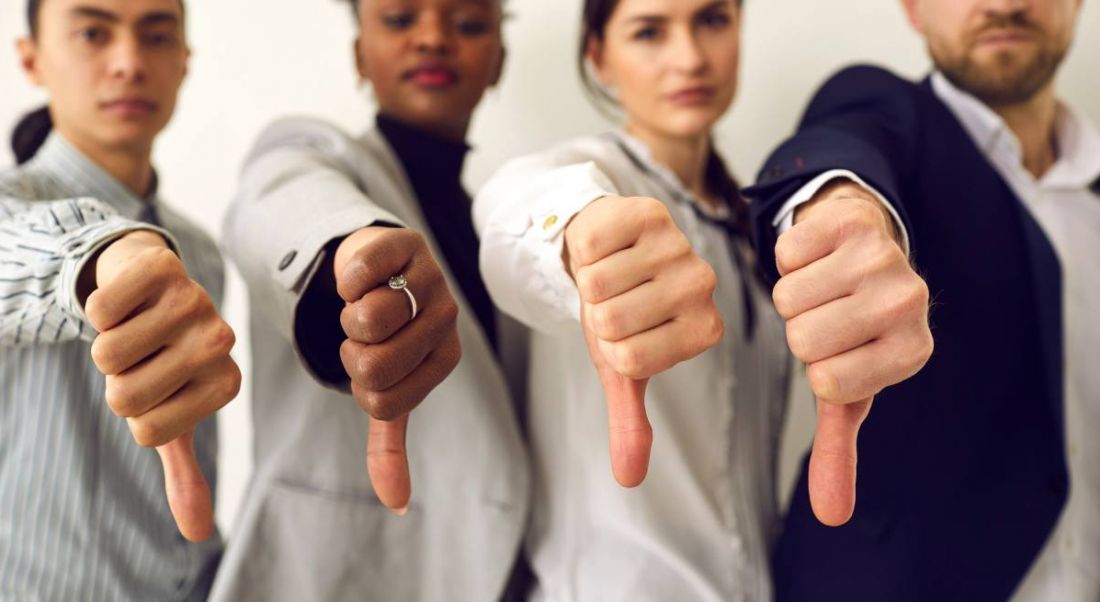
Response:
[393,505,408,517]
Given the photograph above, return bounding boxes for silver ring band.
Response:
[388,274,418,321]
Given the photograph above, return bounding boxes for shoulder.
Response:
[248,116,364,162]
[804,64,925,122]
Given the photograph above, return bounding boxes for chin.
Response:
[659,110,721,140]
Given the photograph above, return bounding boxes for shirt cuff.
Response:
[772,169,911,256]
[62,220,179,328]
[527,162,615,323]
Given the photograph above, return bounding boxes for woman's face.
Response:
[355,0,505,141]
[590,0,741,140]
[18,0,189,154]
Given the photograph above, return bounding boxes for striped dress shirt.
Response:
[0,133,224,601]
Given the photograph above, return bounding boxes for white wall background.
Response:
[2,0,1097,534]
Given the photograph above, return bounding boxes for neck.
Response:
[988,84,1060,179]
[58,126,156,198]
[626,121,713,205]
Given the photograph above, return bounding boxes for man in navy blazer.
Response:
[745,0,1100,600]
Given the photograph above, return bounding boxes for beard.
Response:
[929,14,1068,106]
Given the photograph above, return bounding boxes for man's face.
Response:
[18,0,189,154]
[901,0,1082,105]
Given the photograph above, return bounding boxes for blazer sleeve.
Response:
[223,117,405,388]
[743,65,922,282]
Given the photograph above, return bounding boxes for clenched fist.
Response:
[565,196,724,488]
[86,230,241,542]
[774,180,933,526]
[333,227,462,514]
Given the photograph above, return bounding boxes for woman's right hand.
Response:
[564,196,724,487]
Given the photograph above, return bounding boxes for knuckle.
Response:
[610,341,646,379]
[362,392,403,422]
[591,304,624,340]
[771,280,797,319]
[129,419,166,448]
[774,235,798,275]
[575,267,605,303]
[90,336,122,375]
[569,231,601,267]
[206,321,236,359]
[806,362,840,402]
[693,260,718,297]
[217,362,244,404]
[785,319,813,362]
[105,379,140,418]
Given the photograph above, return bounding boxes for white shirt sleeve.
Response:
[772,169,911,256]
[474,153,619,334]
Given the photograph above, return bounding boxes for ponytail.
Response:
[12,106,52,165]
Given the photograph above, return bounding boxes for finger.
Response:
[784,295,880,366]
[775,196,888,277]
[156,432,214,542]
[366,414,411,514]
[581,306,652,487]
[103,320,235,419]
[771,244,863,320]
[588,278,688,343]
[85,260,170,332]
[566,197,661,268]
[90,306,182,376]
[350,329,462,421]
[574,239,685,305]
[804,331,927,405]
[808,397,872,527]
[126,357,241,448]
[594,306,722,380]
[340,296,457,393]
[336,230,421,303]
[340,251,444,344]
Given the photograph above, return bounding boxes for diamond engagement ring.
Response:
[388,274,418,321]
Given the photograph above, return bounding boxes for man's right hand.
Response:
[564,196,724,488]
[86,230,241,543]
[334,227,462,515]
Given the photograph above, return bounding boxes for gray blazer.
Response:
[212,117,531,602]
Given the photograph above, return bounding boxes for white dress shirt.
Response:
[917,73,1100,602]
[475,131,792,602]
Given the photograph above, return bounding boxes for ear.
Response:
[585,35,613,89]
[899,0,923,33]
[354,36,370,84]
[16,37,44,86]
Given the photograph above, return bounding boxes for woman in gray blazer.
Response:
[212,0,531,600]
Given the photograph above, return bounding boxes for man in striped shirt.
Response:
[1,0,240,599]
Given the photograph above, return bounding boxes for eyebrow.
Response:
[623,0,731,25]
[70,6,181,26]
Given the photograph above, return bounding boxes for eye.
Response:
[142,31,180,48]
[382,11,415,30]
[455,17,490,36]
[632,26,661,41]
[77,26,110,45]
[698,11,732,29]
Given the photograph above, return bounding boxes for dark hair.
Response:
[12,1,48,163]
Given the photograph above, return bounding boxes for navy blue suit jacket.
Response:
[744,65,1070,601]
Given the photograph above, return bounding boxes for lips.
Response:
[667,86,716,106]
[100,98,158,117]
[404,64,459,88]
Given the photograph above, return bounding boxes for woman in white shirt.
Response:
[474,0,792,599]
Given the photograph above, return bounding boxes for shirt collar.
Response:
[931,71,1100,190]
[28,132,157,221]
[610,129,731,219]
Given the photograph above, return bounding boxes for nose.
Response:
[982,0,1032,18]
[107,33,147,83]
[413,12,453,56]
[668,28,707,76]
